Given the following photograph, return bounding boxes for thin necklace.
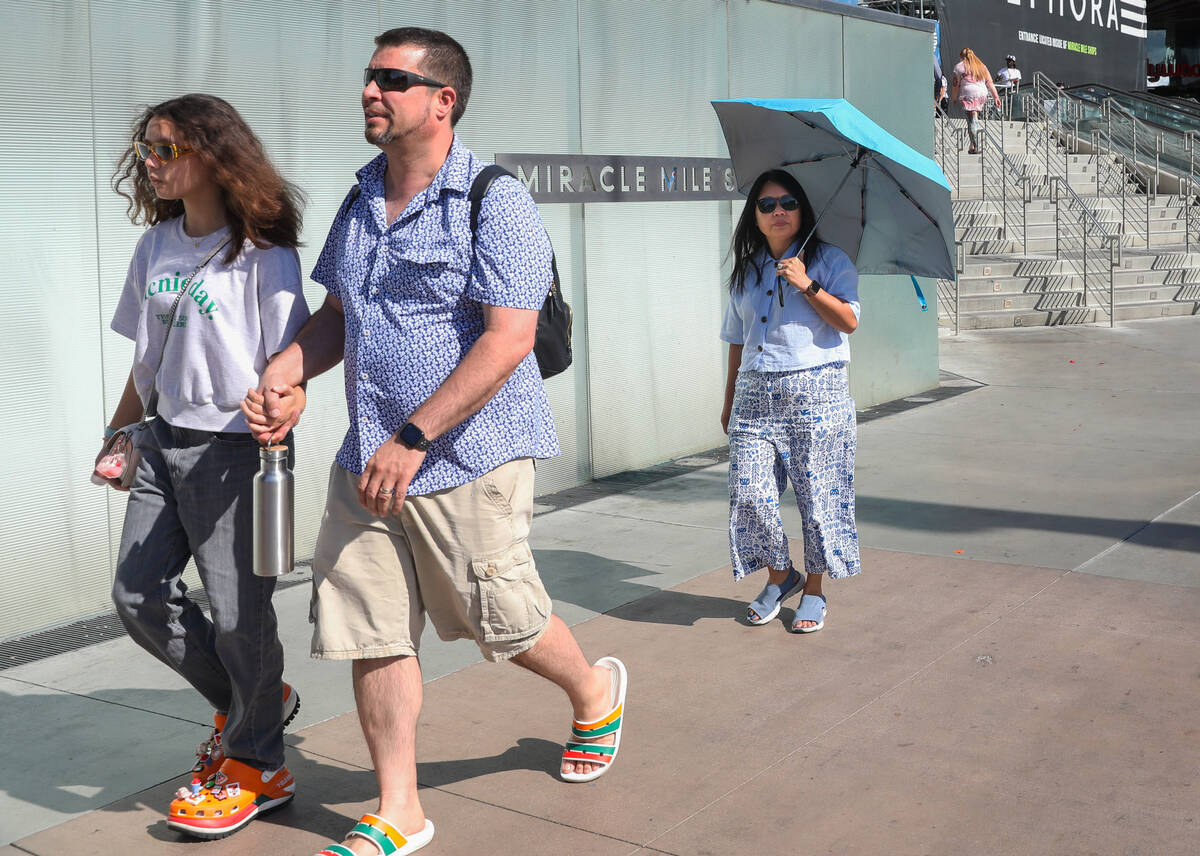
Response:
[185,220,227,250]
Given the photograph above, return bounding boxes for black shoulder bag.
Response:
[468,165,573,380]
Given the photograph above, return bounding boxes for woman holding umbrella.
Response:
[720,169,862,633]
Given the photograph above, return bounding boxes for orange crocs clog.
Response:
[168,758,294,839]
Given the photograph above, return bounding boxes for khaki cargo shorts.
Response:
[309,457,552,662]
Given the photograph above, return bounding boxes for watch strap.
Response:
[398,421,431,451]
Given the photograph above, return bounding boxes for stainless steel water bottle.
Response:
[253,445,294,577]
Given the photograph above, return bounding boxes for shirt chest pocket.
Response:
[384,239,471,306]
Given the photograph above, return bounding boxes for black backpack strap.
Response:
[338,183,362,219]
[468,164,514,238]
[468,164,561,289]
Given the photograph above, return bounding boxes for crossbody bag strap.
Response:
[468,165,561,294]
[143,238,231,420]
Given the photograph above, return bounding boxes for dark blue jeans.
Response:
[112,419,290,770]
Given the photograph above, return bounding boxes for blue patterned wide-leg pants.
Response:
[727,362,861,581]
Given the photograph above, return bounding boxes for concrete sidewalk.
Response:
[3,317,1199,855]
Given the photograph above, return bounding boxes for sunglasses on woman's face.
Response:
[133,141,194,162]
[363,67,448,92]
[756,195,800,214]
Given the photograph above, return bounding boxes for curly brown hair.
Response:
[112,94,304,263]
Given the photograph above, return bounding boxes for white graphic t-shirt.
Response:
[111,217,310,432]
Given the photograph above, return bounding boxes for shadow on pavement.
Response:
[416,737,562,787]
[858,495,1200,551]
[533,548,743,624]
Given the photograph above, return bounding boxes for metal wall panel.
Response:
[841,15,941,405]
[85,0,380,616]
[729,1,846,100]
[578,0,731,477]
[0,1,112,637]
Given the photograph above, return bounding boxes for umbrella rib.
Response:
[780,152,848,167]
[778,154,863,307]
[867,160,941,229]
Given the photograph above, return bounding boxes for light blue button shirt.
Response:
[720,241,861,372]
[311,138,559,494]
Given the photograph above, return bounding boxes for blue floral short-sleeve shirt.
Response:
[311,137,560,494]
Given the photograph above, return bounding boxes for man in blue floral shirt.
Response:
[247,27,628,855]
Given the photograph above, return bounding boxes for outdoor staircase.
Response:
[935,115,1200,330]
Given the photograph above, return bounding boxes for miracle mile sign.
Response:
[494,154,742,203]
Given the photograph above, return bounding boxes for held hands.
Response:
[242,384,306,445]
[777,256,814,293]
[357,435,426,517]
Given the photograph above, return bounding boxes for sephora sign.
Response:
[936,0,1147,92]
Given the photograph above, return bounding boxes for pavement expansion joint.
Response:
[0,673,208,728]
[415,784,655,851]
[1074,485,1200,574]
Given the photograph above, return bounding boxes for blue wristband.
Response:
[104,425,118,439]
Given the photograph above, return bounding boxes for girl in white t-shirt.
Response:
[100,94,309,840]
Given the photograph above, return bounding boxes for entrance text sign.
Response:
[494,154,741,203]
[934,0,1146,91]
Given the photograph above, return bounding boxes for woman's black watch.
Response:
[806,281,823,297]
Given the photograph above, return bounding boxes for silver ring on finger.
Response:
[378,488,394,496]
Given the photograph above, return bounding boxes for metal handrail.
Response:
[977,125,1029,248]
[1022,81,1150,256]
[937,70,1200,329]
[933,102,959,191]
[1051,176,1117,326]
[935,242,963,335]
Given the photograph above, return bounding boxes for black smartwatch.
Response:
[397,421,432,451]
[806,281,823,297]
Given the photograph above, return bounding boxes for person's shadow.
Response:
[135,736,565,843]
[532,548,746,626]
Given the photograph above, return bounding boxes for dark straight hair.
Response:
[112,94,304,264]
[727,169,819,293]
[375,27,472,126]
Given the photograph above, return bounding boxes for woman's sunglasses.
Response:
[756,195,800,214]
[133,141,194,162]
[363,67,448,92]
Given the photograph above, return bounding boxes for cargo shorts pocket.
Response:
[470,541,552,643]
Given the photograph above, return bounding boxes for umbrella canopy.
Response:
[712,98,956,280]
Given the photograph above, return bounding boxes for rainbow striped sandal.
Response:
[315,813,434,856]
[561,656,628,783]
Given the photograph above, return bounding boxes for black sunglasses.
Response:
[363,67,448,92]
[756,195,800,214]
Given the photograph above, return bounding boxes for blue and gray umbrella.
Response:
[712,98,956,293]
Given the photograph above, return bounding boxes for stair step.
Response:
[936,115,1200,329]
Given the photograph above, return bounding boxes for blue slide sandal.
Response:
[790,593,827,633]
[746,568,803,625]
